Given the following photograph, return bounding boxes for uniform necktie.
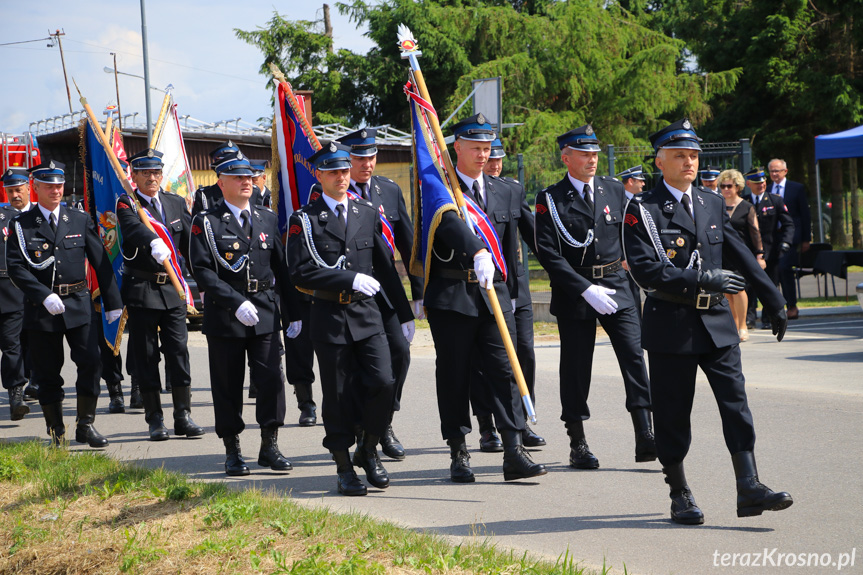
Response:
[152,197,162,220]
[472,180,484,209]
[240,209,251,238]
[753,194,759,207]
[333,204,347,237]
[49,213,57,232]
[681,193,694,220]
[358,182,369,200]
[583,183,594,213]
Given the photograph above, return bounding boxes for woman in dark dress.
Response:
[718,169,766,341]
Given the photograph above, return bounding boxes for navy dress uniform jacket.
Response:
[116,190,191,310]
[0,205,25,313]
[535,175,634,319]
[189,203,294,337]
[498,176,535,309]
[753,193,794,263]
[192,183,266,216]
[7,205,121,330]
[623,182,785,354]
[287,195,412,344]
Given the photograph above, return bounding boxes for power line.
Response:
[0,37,52,47]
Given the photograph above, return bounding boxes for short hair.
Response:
[717,169,745,195]
[768,158,787,170]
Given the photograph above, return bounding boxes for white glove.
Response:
[43,293,66,315]
[411,299,425,320]
[149,238,171,264]
[235,300,260,326]
[511,299,517,312]
[285,320,302,339]
[582,284,618,315]
[106,309,123,323]
[352,273,381,296]
[473,251,495,288]
[401,320,415,343]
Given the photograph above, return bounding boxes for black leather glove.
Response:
[780,242,792,254]
[769,308,787,342]
[698,269,745,294]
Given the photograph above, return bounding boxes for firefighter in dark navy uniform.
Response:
[6,160,122,446]
[288,140,413,496]
[0,168,32,420]
[190,149,295,476]
[425,114,546,484]
[534,125,654,469]
[336,127,420,460]
[115,148,204,441]
[623,119,792,525]
[192,141,266,215]
[618,164,647,322]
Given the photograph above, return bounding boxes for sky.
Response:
[0,1,375,135]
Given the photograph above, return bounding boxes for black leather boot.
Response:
[380,424,406,460]
[129,377,143,409]
[75,395,109,448]
[477,414,503,452]
[663,463,704,525]
[107,382,125,414]
[23,382,39,402]
[9,384,29,421]
[171,386,204,437]
[631,408,657,462]
[522,422,546,447]
[142,390,169,441]
[333,450,366,496]
[731,451,793,517]
[42,401,65,446]
[501,429,547,481]
[566,420,599,469]
[352,431,389,488]
[223,435,250,476]
[258,426,292,470]
[448,437,475,483]
[294,384,317,426]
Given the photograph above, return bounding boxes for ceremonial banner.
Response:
[153,98,195,211]
[81,120,127,352]
[273,82,319,235]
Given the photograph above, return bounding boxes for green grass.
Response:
[0,440,617,575]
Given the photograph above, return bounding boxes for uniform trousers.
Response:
[627,272,643,323]
[380,302,410,412]
[0,309,26,390]
[283,304,315,387]
[557,305,650,423]
[747,257,781,325]
[778,248,800,308]
[314,330,394,451]
[470,302,536,417]
[427,307,524,441]
[125,305,189,392]
[93,306,123,386]
[206,332,286,438]
[648,345,756,467]
[29,323,101,405]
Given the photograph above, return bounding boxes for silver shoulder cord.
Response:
[203,215,248,272]
[639,203,700,270]
[14,221,57,289]
[301,212,345,270]
[118,195,139,261]
[547,193,595,248]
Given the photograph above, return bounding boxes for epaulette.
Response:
[699,185,721,196]
[639,190,654,201]
[163,190,181,198]
[376,176,395,183]
[611,177,620,182]
[631,194,644,203]
[257,205,274,213]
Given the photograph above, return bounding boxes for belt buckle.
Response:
[155,272,168,285]
[592,266,603,279]
[338,292,352,304]
[466,269,479,283]
[247,279,259,293]
[696,293,711,310]
[58,284,69,296]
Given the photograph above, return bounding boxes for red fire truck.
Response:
[1,132,41,203]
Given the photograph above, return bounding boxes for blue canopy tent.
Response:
[814,125,863,242]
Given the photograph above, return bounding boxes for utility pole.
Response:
[140,0,154,143]
[111,53,122,132]
[50,29,73,114]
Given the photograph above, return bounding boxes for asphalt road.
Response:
[2,313,862,575]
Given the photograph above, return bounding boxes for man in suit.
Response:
[288,141,414,495]
[116,149,204,441]
[6,161,122,446]
[623,119,792,525]
[424,114,546,484]
[767,159,811,320]
[190,149,294,476]
[336,127,420,460]
[535,126,654,469]
[744,168,794,330]
[1,168,32,420]
[618,165,647,322]
[470,137,545,451]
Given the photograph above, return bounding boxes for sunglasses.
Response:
[719,184,736,189]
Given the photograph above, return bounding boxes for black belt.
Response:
[313,290,371,304]
[124,267,170,285]
[0,270,8,278]
[573,259,622,279]
[228,278,274,294]
[434,268,504,283]
[53,281,87,296]
[648,290,724,310]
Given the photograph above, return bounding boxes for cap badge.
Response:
[361,129,367,138]
[683,119,692,130]
[476,113,486,125]
[585,125,594,136]
[226,140,235,148]
[48,161,55,170]
[147,149,154,158]
[329,142,337,153]
[237,152,245,160]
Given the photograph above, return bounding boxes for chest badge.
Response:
[62,214,69,222]
[42,243,49,250]
[603,205,611,221]
[232,242,240,250]
[225,252,233,260]
[667,249,677,259]
[675,237,685,247]
[35,251,41,258]
[663,200,675,214]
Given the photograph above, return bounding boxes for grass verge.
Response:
[0,440,619,575]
